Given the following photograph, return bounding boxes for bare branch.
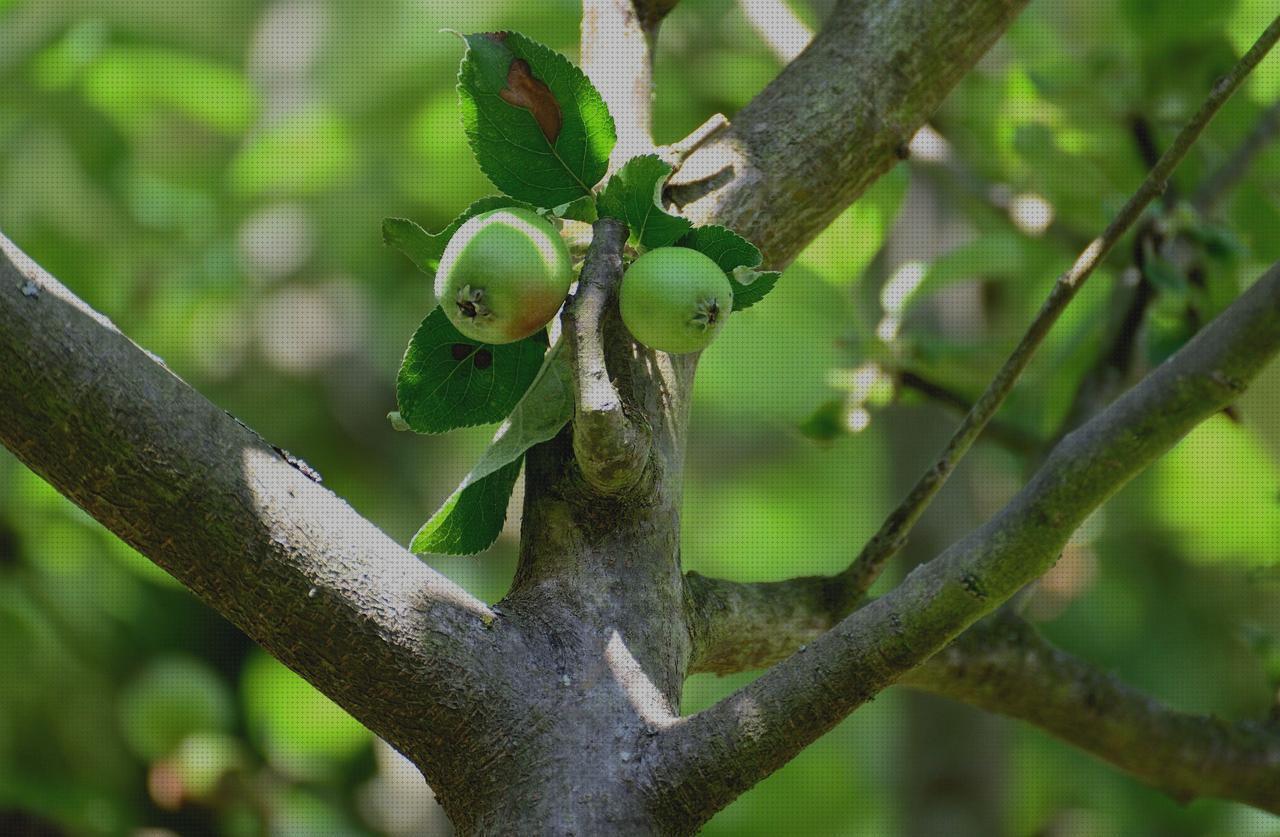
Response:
[582,0,657,169]
[654,257,1280,828]
[1194,96,1280,213]
[737,0,813,64]
[666,0,1031,267]
[897,371,1043,457]
[0,234,507,800]
[684,572,1280,814]
[903,613,1280,812]
[684,571,852,675]
[841,14,1280,599]
[567,218,653,492]
[660,112,730,173]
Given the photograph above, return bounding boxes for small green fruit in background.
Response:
[435,207,573,344]
[620,247,733,354]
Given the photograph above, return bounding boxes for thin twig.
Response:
[659,113,730,174]
[897,372,1042,456]
[1193,96,1280,213]
[838,14,1280,599]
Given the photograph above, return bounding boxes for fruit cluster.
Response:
[435,207,732,353]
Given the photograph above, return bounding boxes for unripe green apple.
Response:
[619,247,733,354]
[435,207,573,344]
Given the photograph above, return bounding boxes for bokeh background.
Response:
[2,0,1280,834]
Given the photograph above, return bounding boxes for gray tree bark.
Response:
[4,1,1280,834]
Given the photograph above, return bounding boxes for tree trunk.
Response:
[440,295,697,832]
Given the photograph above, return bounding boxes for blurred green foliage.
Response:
[1,0,1280,834]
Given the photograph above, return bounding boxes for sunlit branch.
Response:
[582,0,657,170]
[566,218,653,493]
[667,0,1032,267]
[0,233,503,794]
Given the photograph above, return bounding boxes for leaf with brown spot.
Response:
[458,31,615,207]
[396,306,548,434]
[499,59,561,143]
[412,340,574,556]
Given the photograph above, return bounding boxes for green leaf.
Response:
[383,195,531,276]
[457,31,615,207]
[729,268,780,312]
[679,224,762,272]
[553,195,598,222]
[598,154,692,249]
[411,341,574,556]
[411,456,524,555]
[396,307,547,434]
[678,225,778,310]
[468,340,574,481]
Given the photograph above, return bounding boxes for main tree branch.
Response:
[654,257,1280,828]
[666,0,1031,268]
[0,234,510,814]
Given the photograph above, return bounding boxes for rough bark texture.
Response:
[462,217,698,832]
[0,234,510,823]
[667,0,1030,268]
[903,613,1280,812]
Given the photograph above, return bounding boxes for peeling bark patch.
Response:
[272,445,323,483]
[499,59,562,144]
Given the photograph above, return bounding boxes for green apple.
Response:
[435,207,573,344]
[619,247,733,354]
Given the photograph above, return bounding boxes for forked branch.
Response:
[657,257,1280,827]
[840,13,1280,599]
